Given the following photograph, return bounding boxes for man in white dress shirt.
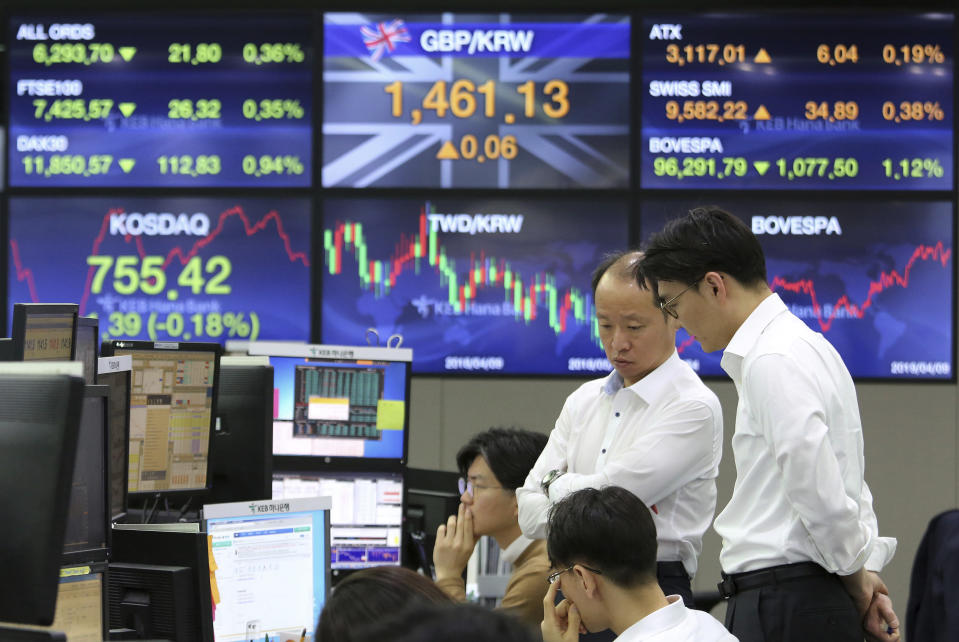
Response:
[541,486,736,642]
[517,250,723,607]
[639,206,900,642]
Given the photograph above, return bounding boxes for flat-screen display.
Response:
[252,343,411,462]
[323,12,630,188]
[273,471,403,573]
[63,387,110,564]
[639,198,954,379]
[320,197,626,375]
[641,13,954,190]
[102,341,220,494]
[204,496,330,642]
[8,13,312,187]
[7,197,311,343]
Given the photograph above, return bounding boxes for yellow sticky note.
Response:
[376,400,405,430]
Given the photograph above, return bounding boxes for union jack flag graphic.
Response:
[361,19,410,61]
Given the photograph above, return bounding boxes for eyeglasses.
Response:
[546,564,604,585]
[659,279,701,319]
[458,477,506,497]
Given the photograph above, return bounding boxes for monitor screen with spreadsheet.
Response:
[203,496,331,642]
[101,340,221,496]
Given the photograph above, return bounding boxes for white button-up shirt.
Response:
[714,293,896,575]
[517,351,722,577]
[615,596,738,642]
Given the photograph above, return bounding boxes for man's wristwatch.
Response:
[541,469,566,495]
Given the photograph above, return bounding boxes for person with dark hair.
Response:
[639,206,900,642]
[376,603,541,642]
[542,486,736,642]
[316,565,454,642]
[517,250,723,608]
[433,427,551,627]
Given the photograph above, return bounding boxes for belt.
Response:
[657,561,689,579]
[718,561,830,598]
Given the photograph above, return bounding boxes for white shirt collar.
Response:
[601,350,682,404]
[721,293,787,382]
[615,595,686,640]
[501,534,535,564]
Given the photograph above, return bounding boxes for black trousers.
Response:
[722,564,862,642]
[657,560,693,607]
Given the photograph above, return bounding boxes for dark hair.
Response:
[456,427,548,491]
[639,206,767,289]
[381,603,540,642]
[590,250,643,295]
[547,486,658,588]
[316,566,454,642]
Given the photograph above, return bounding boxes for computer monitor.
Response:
[272,470,404,580]
[247,342,412,465]
[100,341,221,500]
[63,386,111,565]
[0,373,84,625]
[110,528,215,642]
[10,303,78,362]
[75,317,99,384]
[403,468,461,577]
[203,496,332,642]
[98,355,132,520]
[0,563,107,641]
[209,358,273,504]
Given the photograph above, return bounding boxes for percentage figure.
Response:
[882,43,947,64]
[881,100,946,122]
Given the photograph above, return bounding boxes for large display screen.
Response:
[8,14,312,187]
[320,197,626,375]
[7,197,311,343]
[641,13,954,190]
[640,198,954,379]
[323,12,630,188]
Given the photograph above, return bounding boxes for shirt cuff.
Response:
[864,536,897,573]
[547,473,574,503]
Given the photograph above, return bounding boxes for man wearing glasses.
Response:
[517,250,723,607]
[638,207,900,642]
[433,427,550,627]
[542,486,736,642]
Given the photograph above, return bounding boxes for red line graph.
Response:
[676,241,952,353]
[11,205,309,314]
[9,239,39,303]
[771,242,951,333]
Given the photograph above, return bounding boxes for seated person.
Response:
[433,427,550,627]
[542,486,737,642]
[317,566,453,642]
[379,603,541,642]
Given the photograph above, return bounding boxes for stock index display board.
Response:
[8,14,312,187]
[321,197,627,375]
[323,13,631,189]
[640,198,954,380]
[641,13,954,189]
[7,197,312,343]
